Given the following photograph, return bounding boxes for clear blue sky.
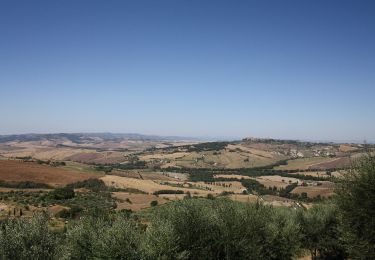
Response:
[0,0,374,141]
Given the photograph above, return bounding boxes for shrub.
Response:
[60,216,141,259]
[67,178,107,192]
[56,205,83,219]
[153,190,184,195]
[49,187,75,200]
[0,213,58,259]
[298,202,345,259]
[336,153,375,258]
[144,198,301,259]
[0,180,51,189]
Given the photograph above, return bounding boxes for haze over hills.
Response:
[0,132,203,143]
[0,132,372,145]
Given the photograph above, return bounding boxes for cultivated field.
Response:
[194,181,246,193]
[274,157,340,170]
[100,175,213,195]
[113,192,176,211]
[0,160,102,187]
[309,157,351,170]
[291,186,334,198]
[253,175,302,189]
[287,171,330,178]
[214,174,252,180]
[109,170,178,181]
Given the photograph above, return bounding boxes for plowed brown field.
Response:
[0,160,102,187]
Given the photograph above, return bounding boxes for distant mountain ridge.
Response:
[0,133,202,143]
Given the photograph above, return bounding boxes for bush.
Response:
[49,187,75,200]
[60,216,141,259]
[144,199,301,259]
[0,180,51,189]
[298,202,345,259]
[67,178,107,192]
[0,213,58,259]
[56,205,83,219]
[150,200,158,207]
[153,190,184,195]
[336,153,375,258]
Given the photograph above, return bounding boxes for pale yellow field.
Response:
[339,144,358,152]
[110,170,177,181]
[1,146,86,160]
[100,175,213,195]
[286,171,329,178]
[274,157,339,170]
[113,192,175,211]
[194,181,246,193]
[229,194,259,203]
[262,195,298,207]
[291,186,334,198]
[167,150,278,168]
[139,152,190,161]
[253,175,302,189]
[214,174,303,189]
[140,143,287,169]
[229,194,297,207]
[227,144,277,159]
[214,174,252,180]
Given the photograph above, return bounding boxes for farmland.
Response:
[0,135,372,217]
[0,134,373,260]
[0,160,102,187]
[113,192,183,211]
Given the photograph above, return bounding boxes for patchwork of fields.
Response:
[0,137,369,214]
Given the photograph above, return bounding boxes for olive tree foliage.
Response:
[297,202,344,259]
[59,214,142,260]
[0,213,58,260]
[335,153,375,259]
[143,198,301,260]
[141,217,185,260]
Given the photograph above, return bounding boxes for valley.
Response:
[0,133,370,217]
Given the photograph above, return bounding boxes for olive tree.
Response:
[0,213,58,260]
[336,153,375,259]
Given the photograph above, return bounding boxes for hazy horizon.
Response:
[1,1,374,141]
[0,131,373,144]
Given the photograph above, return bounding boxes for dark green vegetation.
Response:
[165,166,334,182]
[298,203,345,259]
[0,180,51,189]
[0,198,345,260]
[66,178,107,192]
[180,141,230,152]
[153,190,184,195]
[0,154,373,259]
[36,159,66,167]
[145,141,230,153]
[335,153,375,259]
[94,160,147,173]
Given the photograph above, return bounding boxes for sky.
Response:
[0,0,374,142]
